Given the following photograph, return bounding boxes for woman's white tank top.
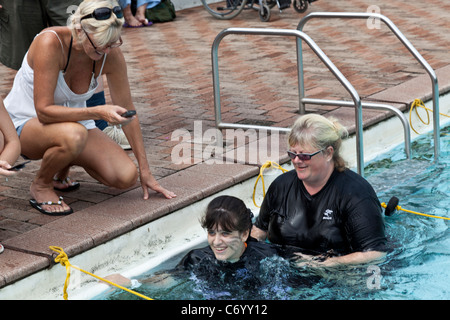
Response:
[4,30,107,130]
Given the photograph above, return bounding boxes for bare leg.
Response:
[123,4,143,27]
[0,130,4,153]
[20,119,88,213]
[71,128,138,190]
[135,4,149,24]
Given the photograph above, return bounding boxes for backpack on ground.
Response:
[145,0,176,23]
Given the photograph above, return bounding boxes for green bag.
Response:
[145,0,176,23]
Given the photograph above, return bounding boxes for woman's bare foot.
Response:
[30,181,72,214]
[123,5,143,27]
[135,5,148,24]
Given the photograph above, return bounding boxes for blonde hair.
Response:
[288,114,349,171]
[68,0,124,48]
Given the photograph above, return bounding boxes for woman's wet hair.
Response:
[288,114,349,172]
[201,195,253,236]
[68,0,124,48]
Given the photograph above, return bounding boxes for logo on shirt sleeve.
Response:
[323,209,333,220]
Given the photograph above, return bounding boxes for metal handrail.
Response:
[302,98,411,159]
[296,12,440,161]
[211,27,366,175]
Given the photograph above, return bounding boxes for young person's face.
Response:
[207,227,249,263]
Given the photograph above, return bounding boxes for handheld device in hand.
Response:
[8,160,31,171]
[121,110,136,118]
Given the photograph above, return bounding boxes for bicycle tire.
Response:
[201,0,247,20]
[293,0,308,13]
[259,4,270,22]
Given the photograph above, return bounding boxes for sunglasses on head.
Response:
[80,6,123,22]
[287,148,325,161]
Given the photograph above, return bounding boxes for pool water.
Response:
[97,125,449,300]
[363,124,449,299]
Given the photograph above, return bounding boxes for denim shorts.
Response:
[15,120,29,138]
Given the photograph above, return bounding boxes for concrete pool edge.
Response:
[0,67,449,298]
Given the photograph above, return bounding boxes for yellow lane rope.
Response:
[49,246,153,300]
[380,202,450,221]
[252,161,288,208]
[409,99,449,135]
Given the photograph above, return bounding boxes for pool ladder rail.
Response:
[212,12,442,177]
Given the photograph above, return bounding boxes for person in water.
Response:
[104,195,299,298]
[178,195,282,270]
[251,114,387,267]
[3,0,175,216]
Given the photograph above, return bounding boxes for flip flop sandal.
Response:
[123,22,144,28]
[143,19,153,27]
[29,196,74,216]
[53,177,80,192]
[123,19,152,28]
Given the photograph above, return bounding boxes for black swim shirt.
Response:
[254,169,387,255]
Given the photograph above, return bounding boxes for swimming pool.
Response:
[96,124,449,300]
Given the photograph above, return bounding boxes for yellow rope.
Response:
[380,202,450,221]
[49,246,153,300]
[252,161,289,208]
[409,99,449,135]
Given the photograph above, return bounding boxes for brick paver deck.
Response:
[0,0,449,291]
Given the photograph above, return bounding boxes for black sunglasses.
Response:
[287,148,325,161]
[80,6,124,22]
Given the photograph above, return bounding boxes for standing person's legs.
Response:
[135,0,152,23]
[119,0,143,27]
[0,0,48,70]
[119,0,154,27]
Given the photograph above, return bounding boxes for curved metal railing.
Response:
[296,12,439,161]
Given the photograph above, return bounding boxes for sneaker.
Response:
[104,125,131,150]
[0,243,4,254]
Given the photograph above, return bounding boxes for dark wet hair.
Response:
[200,195,253,235]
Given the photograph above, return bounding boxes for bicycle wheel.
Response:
[259,4,270,22]
[201,0,247,20]
[293,0,308,13]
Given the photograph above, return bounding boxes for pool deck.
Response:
[0,0,450,291]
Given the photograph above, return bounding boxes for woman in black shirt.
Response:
[251,114,387,267]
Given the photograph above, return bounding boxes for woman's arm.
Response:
[0,98,21,174]
[294,250,386,268]
[103,272,175,288]
[104,49,176,199]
